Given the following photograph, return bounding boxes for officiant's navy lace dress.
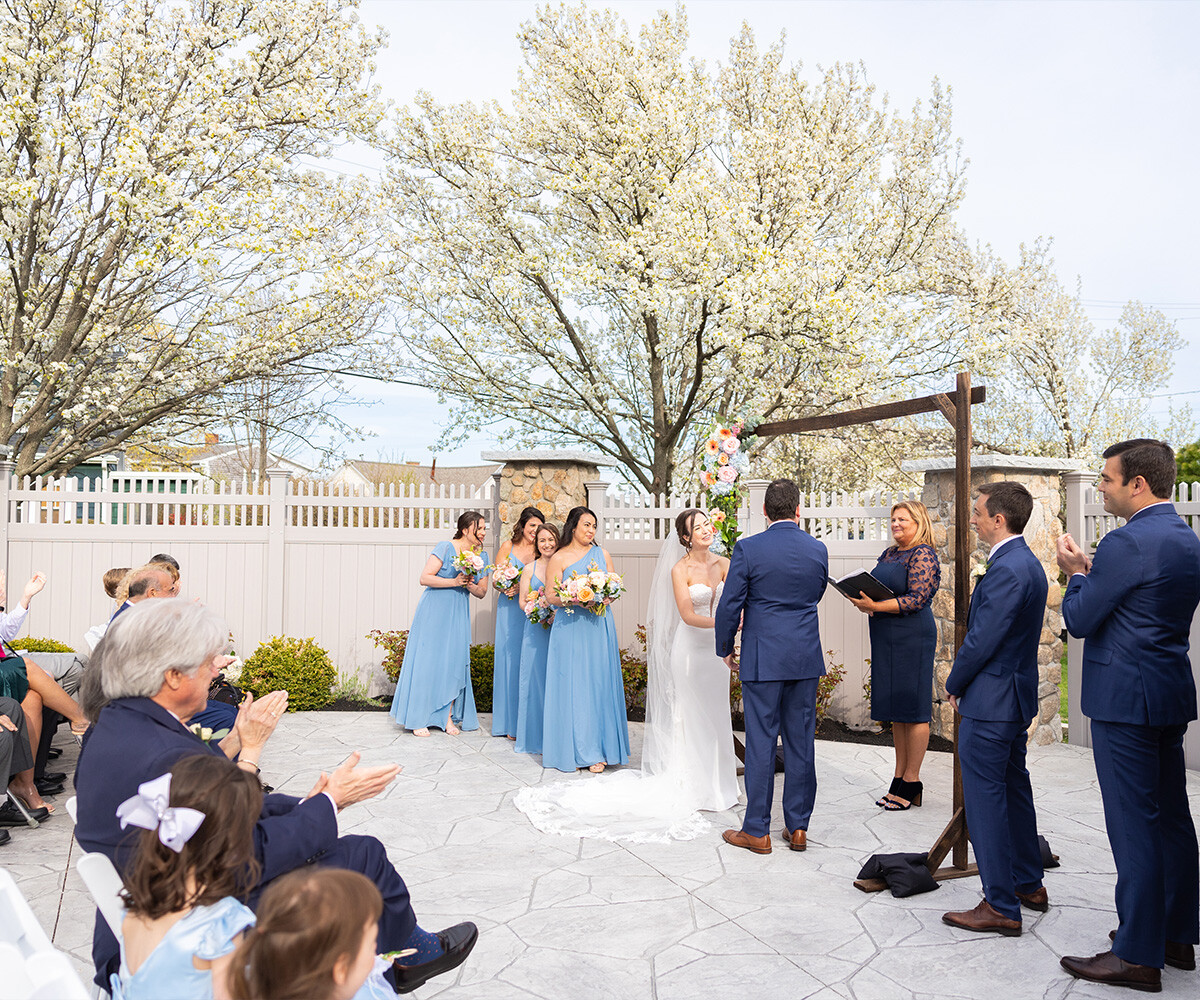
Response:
[868,544,941,723]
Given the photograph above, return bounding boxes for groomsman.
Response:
[1057,439,1200,992]
[942,482,1048,937]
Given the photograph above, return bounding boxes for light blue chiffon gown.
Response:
[490,554,525,738]
[390,539,479,732]
[541,545,630,772]
[515,566,550,755]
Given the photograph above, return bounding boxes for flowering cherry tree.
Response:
[0,0,390,475]
[382,3,995,493]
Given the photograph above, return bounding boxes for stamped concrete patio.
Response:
[5,712,1199,999]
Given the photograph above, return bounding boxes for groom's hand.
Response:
[724,653,739,673]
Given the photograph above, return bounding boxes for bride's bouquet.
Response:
[554,562,625,616]
[450,548,488,582]
[491,558,521,596]
[524,587,554,628]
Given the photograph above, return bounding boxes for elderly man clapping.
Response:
[75,599,477,995]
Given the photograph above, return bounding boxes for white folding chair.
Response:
[65,795,78,824]
[75,853,126,940]
[0,868,90,999]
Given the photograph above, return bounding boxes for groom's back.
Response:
[728,522,828,682]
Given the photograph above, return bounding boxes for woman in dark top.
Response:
[848,500,941,810]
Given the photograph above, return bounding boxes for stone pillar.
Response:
[481,450,605,528]
[902,455,1088,746]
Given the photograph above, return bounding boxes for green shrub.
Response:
[11,637,74,653]
[817,651,847,723]
[367,629,409,683]
[620,652,647,710]
[331,670,374,706]
[241,636,336,711]
[469,644,494,712]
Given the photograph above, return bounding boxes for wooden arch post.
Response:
[754,371,983,887]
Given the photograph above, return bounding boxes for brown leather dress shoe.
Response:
[722,829,772,854]
[1060,951,1161,992]
[1016,887,1049,912]
[941,899,1021,937]
[1109,931,1196,972]
[782,827,807,852]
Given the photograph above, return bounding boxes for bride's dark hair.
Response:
[675,508,705,549]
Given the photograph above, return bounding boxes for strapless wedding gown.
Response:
[514,582,740,844]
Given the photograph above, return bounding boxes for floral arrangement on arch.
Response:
[699,417,756,556]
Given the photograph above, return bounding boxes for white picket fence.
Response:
[1,467,896,725]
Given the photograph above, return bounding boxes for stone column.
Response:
[902,455,1088,746]
[481,450,605,528]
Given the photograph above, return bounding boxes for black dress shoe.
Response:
[1109,930,1196,972]
[0,798,49,826]
[0,827,10,845]
[47,747,62,759]
[38,771,66,783]
[1061,951,1161,992]
[34,778,63,796]
[392,922,479,994]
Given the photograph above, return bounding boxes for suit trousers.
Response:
[1090,719,1200,967]
[1,694,34,783]
[958,716,1043,921]
[740,677,818,838]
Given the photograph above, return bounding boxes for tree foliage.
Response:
[0,0,389,475]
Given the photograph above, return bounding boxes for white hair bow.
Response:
[116,773,206,853]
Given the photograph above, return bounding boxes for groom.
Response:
[715,478,828,853]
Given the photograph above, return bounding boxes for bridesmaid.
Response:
[514,522,560,756]
[541,506,629,774]
[390,511,489,737]
[491,506,545,740]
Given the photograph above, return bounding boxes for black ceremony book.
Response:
[829,569,896,602]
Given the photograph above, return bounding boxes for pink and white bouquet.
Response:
[524,587,554,629]
[554,562,626,616]
[491,558,522,596]
[450,548,488,582]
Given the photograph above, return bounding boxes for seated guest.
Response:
[230,868,396,1000]
[0,695,53,838]
[75,599,477,993]
[83,566,130,653]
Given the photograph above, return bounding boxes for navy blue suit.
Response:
[1062,502,1200,967]
[715,520,828,838]
[945,536,1047,921]
[75,698,417,986]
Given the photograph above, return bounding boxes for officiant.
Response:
[847,501,941,811]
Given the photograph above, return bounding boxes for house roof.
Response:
[193,444,314,479]
[334,460,499,491]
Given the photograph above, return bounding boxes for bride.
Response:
[514,509,740,843]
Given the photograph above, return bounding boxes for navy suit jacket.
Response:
[1062,503,1200,726]
[715,520,828,682]
[75,698,338,978]
[946,536,1048,723]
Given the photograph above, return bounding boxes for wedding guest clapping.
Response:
[514,523,560,756]
[541,506,629,774]
[389,512,489,737]
[492,506,544,741]
[846,501,941,810]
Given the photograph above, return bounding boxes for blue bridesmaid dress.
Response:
[390,539,479,732]
[515,565,550,755]
[540,545,630,772]
[490,554,525,737]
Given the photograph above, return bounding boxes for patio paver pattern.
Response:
[5,712,1199,999]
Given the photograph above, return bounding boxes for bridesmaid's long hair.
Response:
[453,511,484,540]
[509,506,545,545]
[562,506,598,546]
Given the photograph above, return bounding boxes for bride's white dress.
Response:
[514,579,740,844]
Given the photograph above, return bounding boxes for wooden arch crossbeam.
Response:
[754,372,986,888]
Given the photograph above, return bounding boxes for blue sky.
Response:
[324,0,1200,468]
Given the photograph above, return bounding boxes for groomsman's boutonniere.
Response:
[187,724,229,745]
[970,559,989,583]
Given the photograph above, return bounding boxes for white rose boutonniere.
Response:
[188,724,229,745]
[970,559,989,583]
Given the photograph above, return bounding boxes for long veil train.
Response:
[514,535,740,844]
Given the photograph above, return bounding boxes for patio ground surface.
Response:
[5,712,1199,999]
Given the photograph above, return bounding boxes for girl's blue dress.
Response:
[540,545,630,772]
[515,567,551,755]
[111,897,254,1000]
[390,539,479,731]
[490,554,526,737]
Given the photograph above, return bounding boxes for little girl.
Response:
[112,754,262,1000]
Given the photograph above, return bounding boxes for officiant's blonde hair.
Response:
[891,500,935,549]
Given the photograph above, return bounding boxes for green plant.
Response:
[11,637,74,653]
[816,650,847,723]
[620,651,647,710]
[331,670,373,706]
[241,636,336,711]
[367,629,410,683]
[470,644,494,713]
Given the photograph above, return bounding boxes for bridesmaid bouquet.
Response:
[491,558,521,595]
[554,562,625,616]
[451,548,488,582]
[524,588,554,629]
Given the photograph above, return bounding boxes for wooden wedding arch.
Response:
[753,371,985,888]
